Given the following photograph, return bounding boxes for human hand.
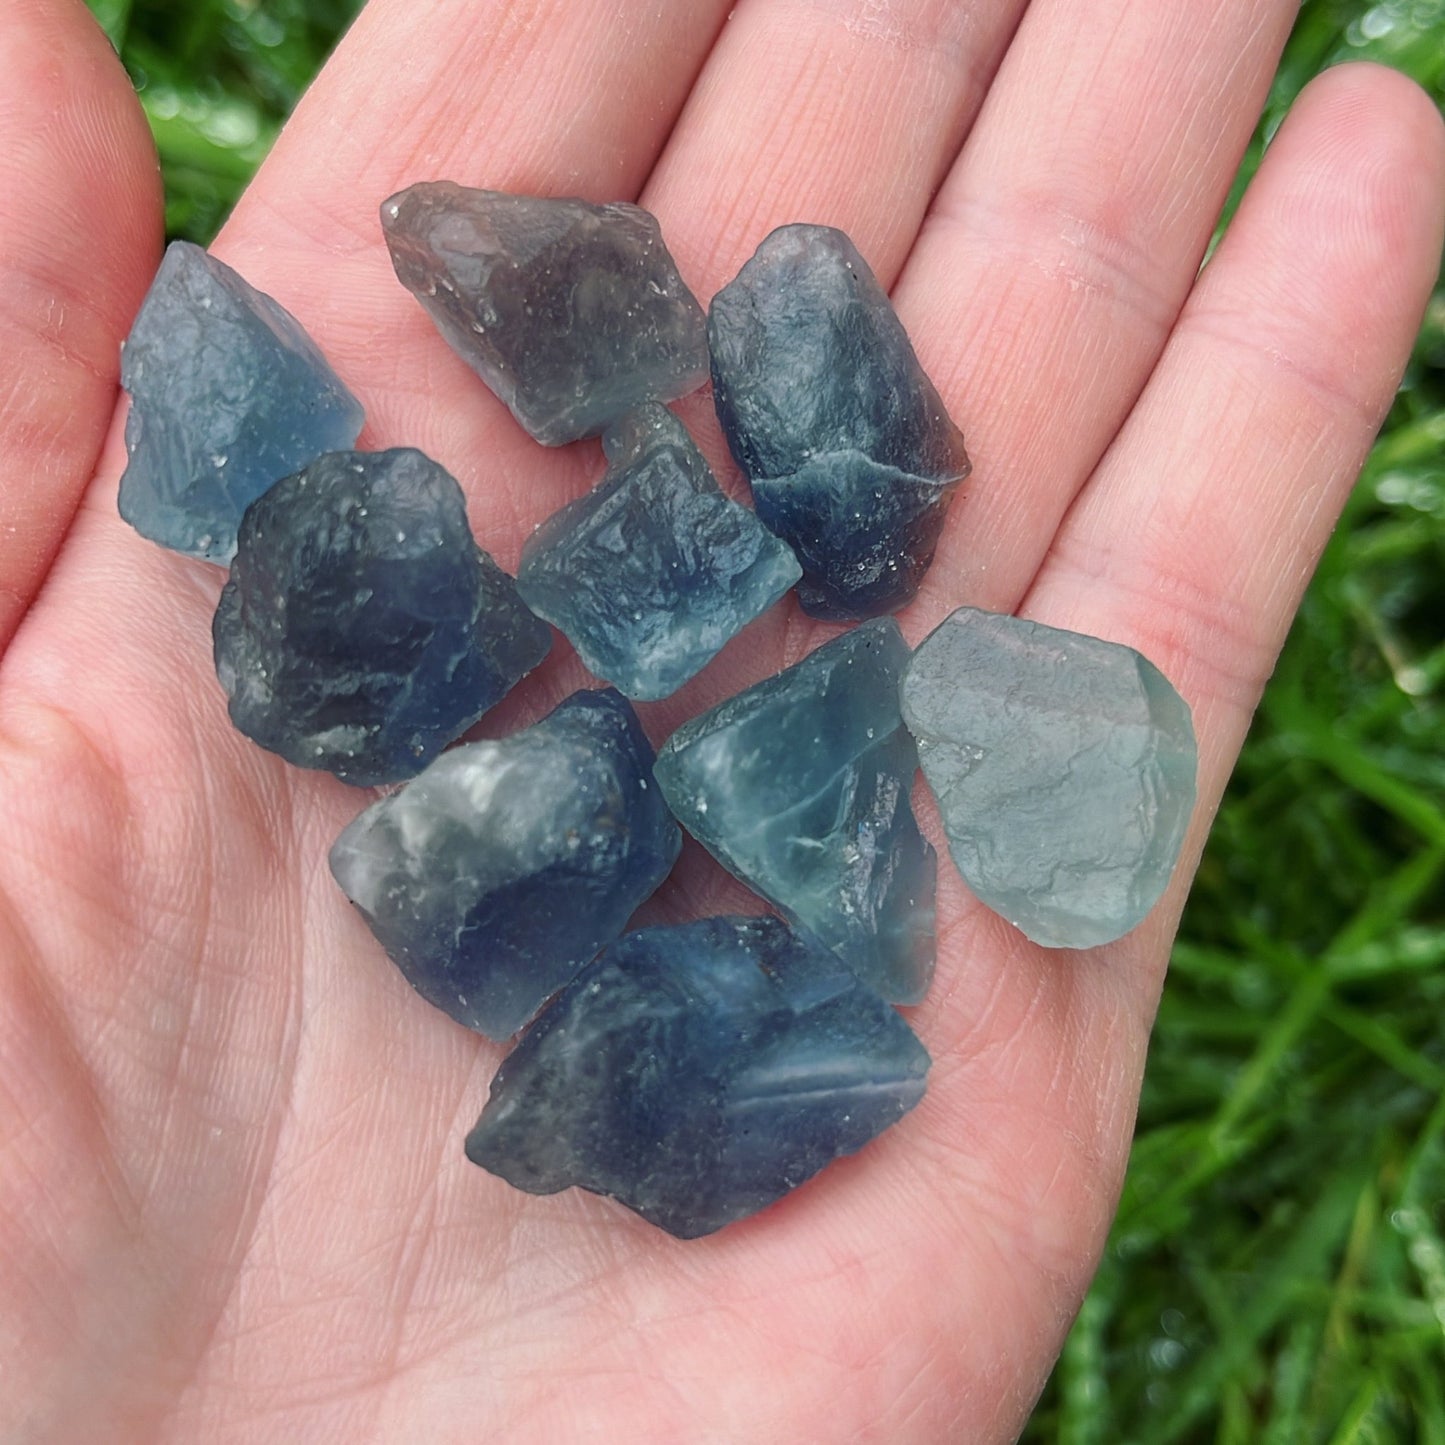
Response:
[2,0,1442,1439]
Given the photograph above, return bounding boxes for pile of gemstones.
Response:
[118,185,1197,1239]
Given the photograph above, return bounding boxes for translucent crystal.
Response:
[516,405,800,700]
[118,241,364,562]
[466,915,930,1237]
[382,184,707,445]
[214,448,549,786]
[330,688,681,1040]
[708,224,969,619]
[654,619,936,1002]
[901,607,1198,948]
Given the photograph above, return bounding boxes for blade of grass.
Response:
[1153,1166,1368,1443]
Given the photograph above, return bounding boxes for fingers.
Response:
[4,0,735,748]
[900,62,1445,1427]
[640,0,1028,300]
[13,0,1046,756]
[0,0,160,655]
[1024,61,1445,993]
[231,0,731,250]
[214,0,735,528]
[627,0,1030,721]
[894,0,1300,625]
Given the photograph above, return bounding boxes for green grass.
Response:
[87,1,1445,1439]
[1026,9,1445,1439]
[87,0,365,240]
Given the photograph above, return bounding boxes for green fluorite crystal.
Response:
[654,620,936,1002]
[901,607,1197,949]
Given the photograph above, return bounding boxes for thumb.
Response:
[0,0,161,653]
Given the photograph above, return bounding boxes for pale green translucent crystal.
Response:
[901,607,1197,949]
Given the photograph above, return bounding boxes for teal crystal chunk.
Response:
[214,448,549,786]
[708,225,970,620]
[654,619,936,1003]
[118,241,364,562]
[901,607,1198,949]
[382,184,707,445]
[330,689,681,1040]
[466,915,930,1238]
[516,405,801,700]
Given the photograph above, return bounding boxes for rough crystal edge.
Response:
[653,620,937,1001]
[380,185,709,446]
[118,240,365,563]
[465,915,931,1238]
[900,605,1199,950]
[751,454,965,620]
[707,222,970,485]
[212,447,550,788]
[330,688,680,1040]
[516,409,801,700]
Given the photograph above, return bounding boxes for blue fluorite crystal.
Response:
[900,607,1198,949]
[708,225,970,620]
[466,915,929,1237]
[654,619,936,1003]
[118,241,364,562]
[516,405,800,700]
[330,689,681,1040]
[382,184,707,445]
[214,448,549,786]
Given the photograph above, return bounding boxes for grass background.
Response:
[82,1,1445,1439]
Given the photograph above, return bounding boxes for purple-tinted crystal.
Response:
[466,916,929,1237]
[383,184,707,445]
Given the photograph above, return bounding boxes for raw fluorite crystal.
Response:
[654,619,936,1003]
[466,915,929,1237]
[214,448,549,786]
[118,240,365,562]
[516,405,801,700]
[708,224,970,620]
[330,688,680,1040]
[382,184,707,445]
[900,607,1198,949]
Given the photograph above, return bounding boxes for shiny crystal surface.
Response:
[382,184,707,445]
[118,240,364,562]
[901,607,1198,949]
[331,688,680,1041]
[466,915,929,1238]
[516,405,800,700]
[708,224,969,619]
[654,619,936,1003]
[214,448,549,786]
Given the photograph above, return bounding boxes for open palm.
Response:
[2,1,1442,1439]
